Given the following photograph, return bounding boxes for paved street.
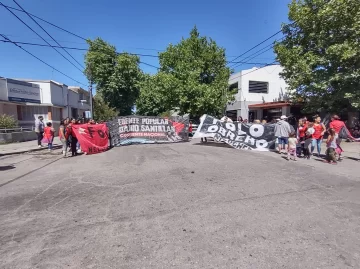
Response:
[1,141,360,268]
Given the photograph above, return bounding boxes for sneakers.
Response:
[38,145,42,148]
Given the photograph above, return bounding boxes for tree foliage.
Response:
[136,27,232,117]
[274,0,360,113]
[0,114,17,128]
[136,73,179,116]
[85,38,143,115]
[93,95,118,122]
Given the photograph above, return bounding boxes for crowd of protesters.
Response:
[34,116,99,157]
[274,114,357,164]
[195,113,358,164]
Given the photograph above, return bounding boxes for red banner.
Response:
[72,124,109,155]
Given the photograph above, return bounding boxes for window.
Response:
[52,107,61,121]
[71,108,78,118]
[19,105,48,121]
[229,82,238,91]
[249,81,268,93]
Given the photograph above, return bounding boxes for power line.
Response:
[0,34,87,86]
[140,61,159,69]
[229,30,283,68]
[1,4,87,41]
[0,39,161,58]
[0,1,84,73]
[1,4,163,52]
[229,1,332,68]
[0,39,275,66]
[0,39,88,50]
[241,61,278,77]
[231,46,276,70]
[12,0,84,70]
[230,36,285,70]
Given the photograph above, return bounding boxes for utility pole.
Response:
[89,81,93,119]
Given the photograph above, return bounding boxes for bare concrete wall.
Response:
[0,131,37,143]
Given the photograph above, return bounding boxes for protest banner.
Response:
[193,114,276,151]
[109,116,189,146]
[72,124,109,154]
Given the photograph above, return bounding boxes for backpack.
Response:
[338,126,349,139]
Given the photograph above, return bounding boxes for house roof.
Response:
[68,86,88,94]
[15,79,68,87]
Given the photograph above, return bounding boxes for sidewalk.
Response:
[0,137,62,156]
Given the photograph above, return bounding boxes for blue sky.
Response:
[0,0,291,88]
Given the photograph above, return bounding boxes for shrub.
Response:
[0,114,18,129]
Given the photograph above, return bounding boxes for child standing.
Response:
[42,122,55,151]
[325,128,338,164]
[287,132,298,161]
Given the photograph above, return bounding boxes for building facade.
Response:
[0,77,91,130]
[226,65,290,122]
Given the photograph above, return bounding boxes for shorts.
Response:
[288,148,296,154]
[278,137,288,146]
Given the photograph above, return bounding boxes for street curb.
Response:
[0,144,62,157]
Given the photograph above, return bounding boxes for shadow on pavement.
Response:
[192,142,233,148]
[313,158,326,163]
[0,165,15,171]
[345,156,360,162]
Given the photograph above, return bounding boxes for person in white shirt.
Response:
[34,116,44,148]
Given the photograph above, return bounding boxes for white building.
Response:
[0,77,91,130]
[226,65,292,122]
[68,86,91,119]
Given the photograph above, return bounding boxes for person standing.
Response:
[42,122,55,151]
[65,118,78,157]
[297,119,308,157]
[324,128,338,164]
[274,115,292,154]
[189,121,193,137]
[329,115,355,161]
[59,119,67,157]
[311,116,326,157]
[35,116,44,148]
[287,132,298,161]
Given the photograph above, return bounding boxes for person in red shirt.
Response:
[65,118,78,157]
[42,122,55,151]
[311,116,326,157]
[329,115,355,161]
[329,115,355,141]
[297,119,310,158]
[189,121,193,137]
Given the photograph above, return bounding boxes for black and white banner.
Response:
[193,115,276,151]
[108,116,189,146]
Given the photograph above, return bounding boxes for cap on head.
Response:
[280,115,287,120]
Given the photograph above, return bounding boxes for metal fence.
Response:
[0,126,35,133]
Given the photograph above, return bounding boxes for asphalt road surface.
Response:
[1,141,360,268]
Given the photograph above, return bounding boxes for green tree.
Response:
[85,38,143,115]
[93,95,118,121]
[136,27,232,117]
[274,0,360,113]
[136,73,179,116]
